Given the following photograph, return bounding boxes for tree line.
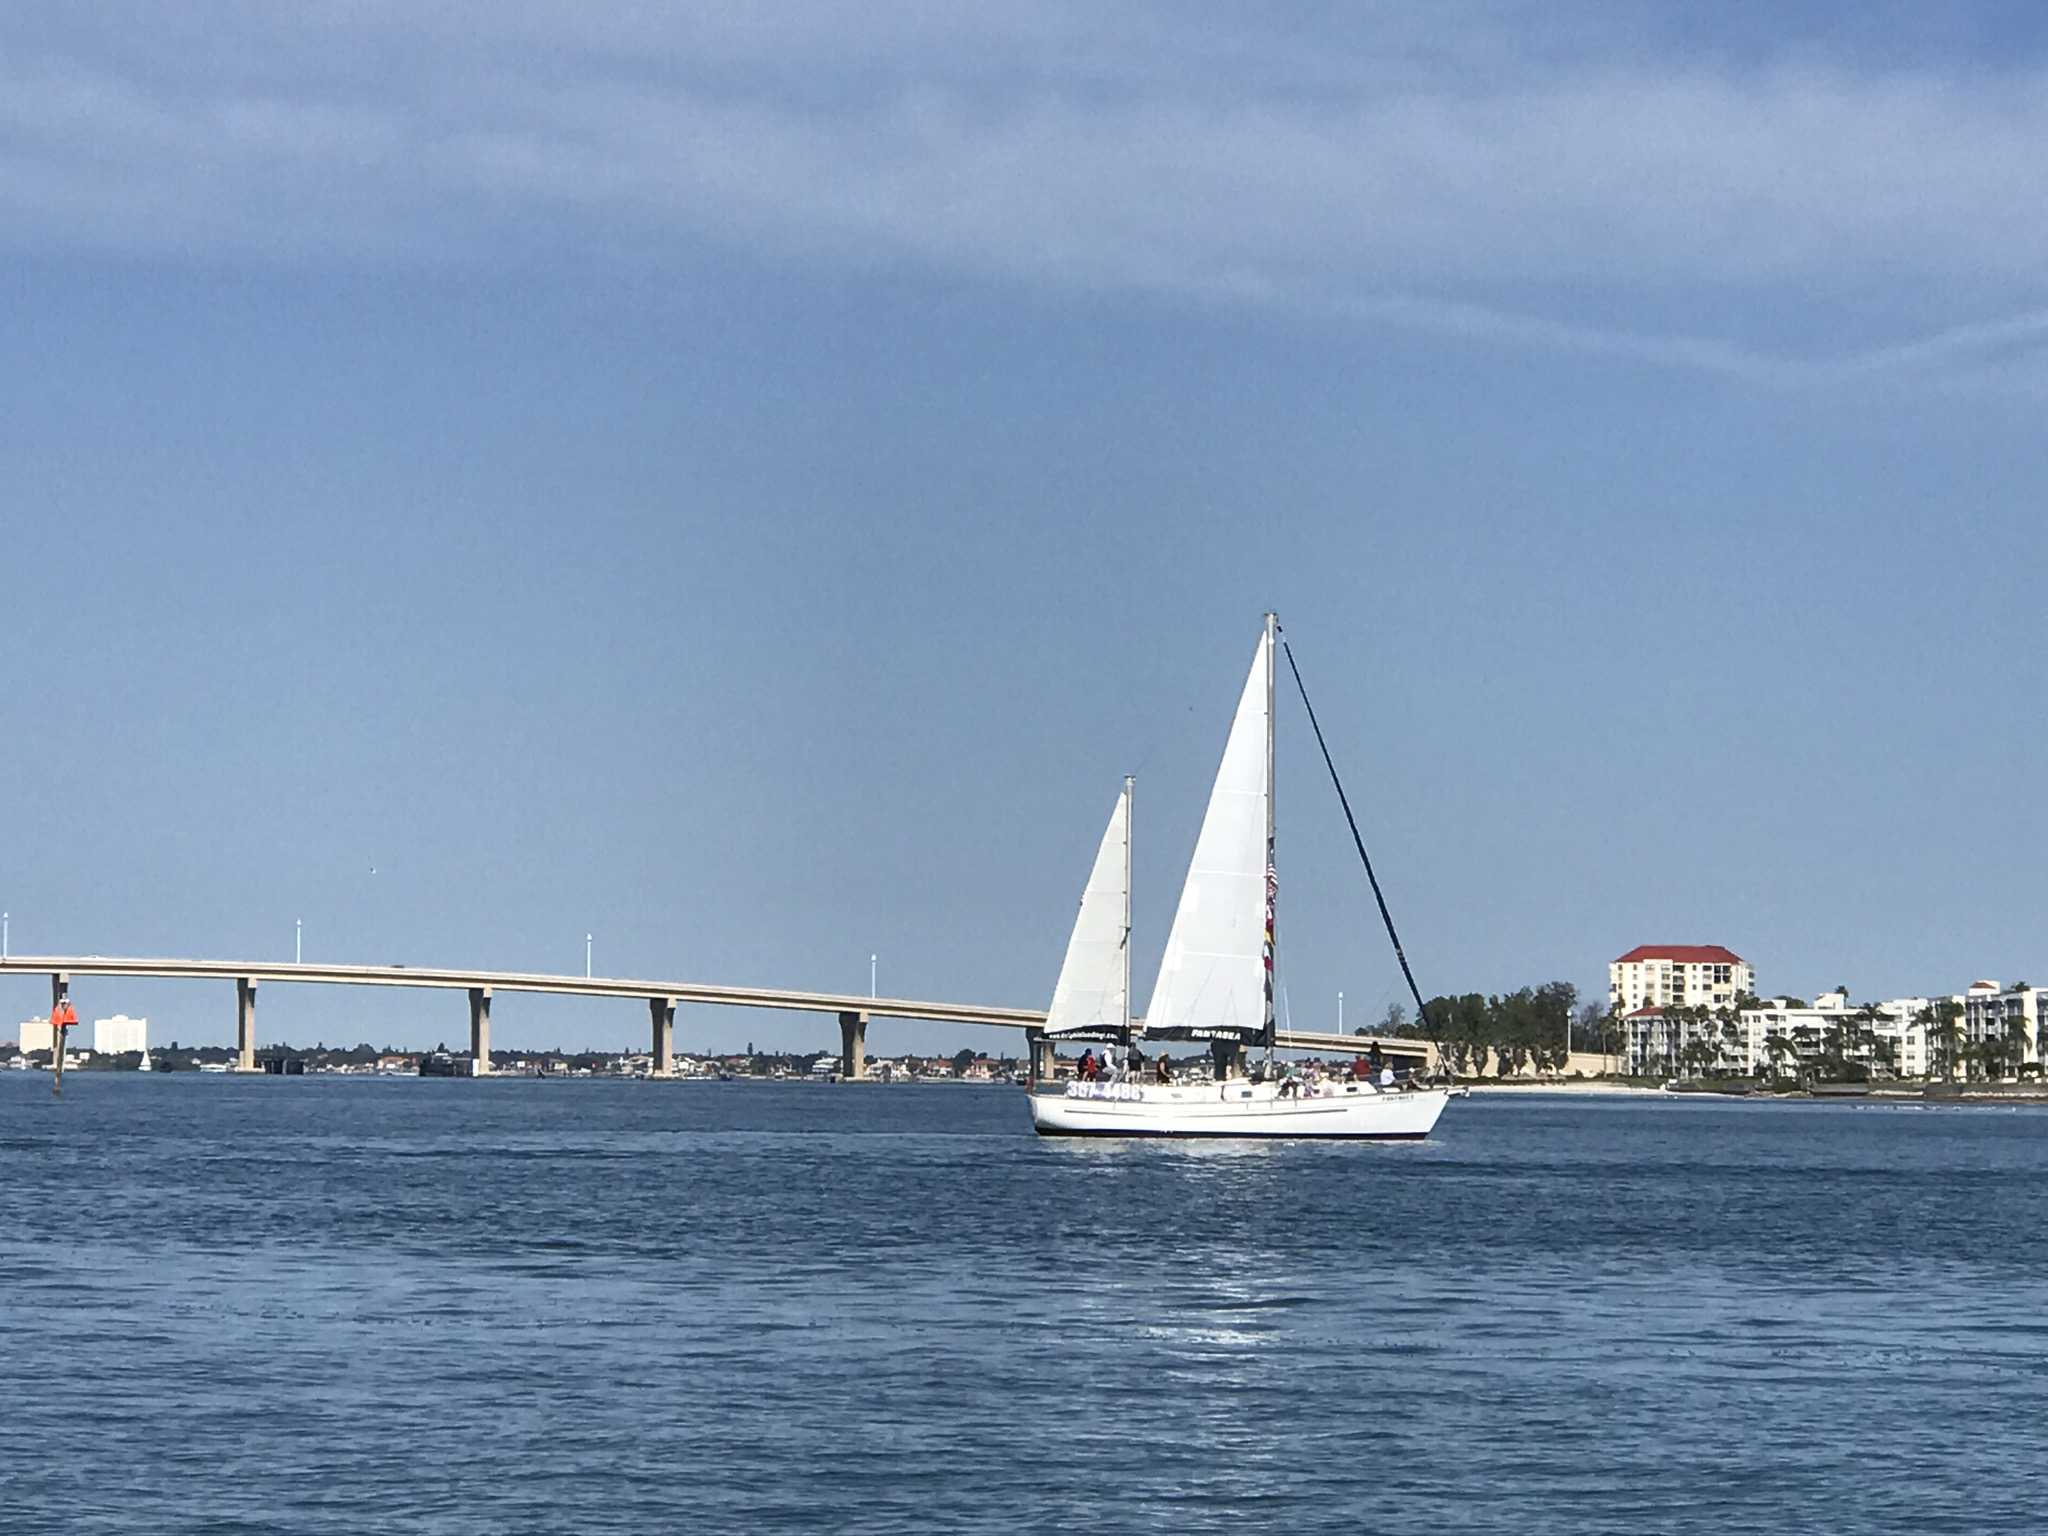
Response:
[1367,982,1610,1077]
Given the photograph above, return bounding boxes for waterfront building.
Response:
[93,1014,147,1055]
[18,1017,53,1054]
[1741,993,1963,1079]
[1961,981,2043,1076]
[1867,999,1949,1079]
[1629,991,1951,1078]
[1609,945,1753,1016]
[1622,1007,1683,1076]
[1623,999,1767,1077]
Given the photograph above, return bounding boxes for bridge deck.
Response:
[0,956,1039,1028]
[0,956,1435,1063]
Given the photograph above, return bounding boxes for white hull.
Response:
[1029,1078,1449,1139]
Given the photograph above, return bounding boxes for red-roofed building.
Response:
[1610,945,1753,1016]
[1613,945,1745,967]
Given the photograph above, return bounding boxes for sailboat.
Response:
[1028,613,1451,1139]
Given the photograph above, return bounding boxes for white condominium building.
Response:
[17,1017,53,1054]
[1962,981,2042,1072]
[1868,998,1951,1079]
[1610,945,1754,1016]
[1739,993,1947,1078]
[1733,993,1852,1074]
[1627,991,1954,1078]
[1622,1007,1694,1076]
[94,1014,148,1055]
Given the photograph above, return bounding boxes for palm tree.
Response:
[1716,1007,1743,1074]
[1682,1004,1712,1072]
[1913,1004,1938,1080]
[1820,1015,1851,1082]
[1932,1000,1963,1081]
[2006,1016,2033,1081]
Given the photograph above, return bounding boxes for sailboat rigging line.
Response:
[1278,636,1434,1034]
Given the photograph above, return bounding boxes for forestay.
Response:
[1043,781,1130,1039]
[1142,631,1271,1039]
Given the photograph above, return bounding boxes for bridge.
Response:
[0,955,1436,1077]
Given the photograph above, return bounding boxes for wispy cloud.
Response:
[6,2,2048,385]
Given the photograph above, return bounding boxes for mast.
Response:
[1263,611,1277,1044]
[1122,774,1134,1037]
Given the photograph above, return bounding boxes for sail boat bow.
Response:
[1028,614,1452,1140]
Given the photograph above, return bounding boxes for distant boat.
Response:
[1028,614,1451,1140]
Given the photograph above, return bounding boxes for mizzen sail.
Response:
[1044,779,1131,1039]
[1143,629,1272,1038]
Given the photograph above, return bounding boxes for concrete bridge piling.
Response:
[468,987,492,1075]
[236,977,258,1072]
[1025,1027,1053,1086]
[650,996,675,1078]
[839,1010,868,1081]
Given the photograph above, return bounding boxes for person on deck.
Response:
[1367,1042,1386,1081]
[1078,1049,1096,1081]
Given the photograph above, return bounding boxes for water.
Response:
[5,1078,2046,1534]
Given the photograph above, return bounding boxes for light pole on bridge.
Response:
[586,934,593,980]
[870,954,877,999]
[295,919,302,965]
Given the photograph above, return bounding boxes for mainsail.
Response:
[1143,627,1272,1039]
[1043,779,1131,1039]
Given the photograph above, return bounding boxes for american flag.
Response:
[1262,858,1277,1008]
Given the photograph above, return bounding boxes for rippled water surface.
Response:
[5,1077,2047,1533]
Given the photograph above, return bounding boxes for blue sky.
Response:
[4,2,2044,1054]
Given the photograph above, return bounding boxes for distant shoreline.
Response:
[1462,1080,2048,1107]
[1462,1081,1668,1096]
